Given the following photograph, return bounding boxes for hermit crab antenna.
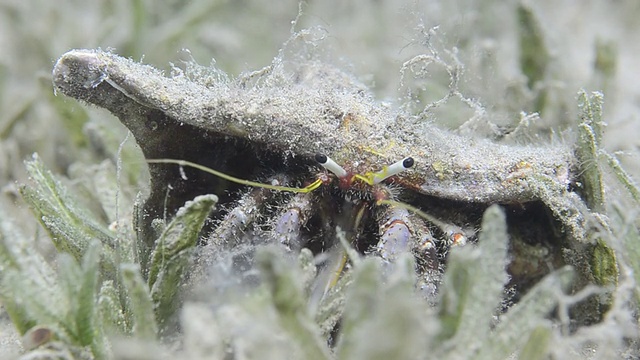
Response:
[371,157,414,184]
[315,153,348,178]
[146,159,323,193]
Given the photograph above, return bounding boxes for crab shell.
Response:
[53,49,595,304]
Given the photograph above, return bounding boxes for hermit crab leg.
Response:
[272,192,315,251]
[411,216,439,271]
[376,206,413,261]
[414,218,443,301]
[375,204,439,257]
[375,204,444,300]
[377,199,470,247]
[206,176,289,249]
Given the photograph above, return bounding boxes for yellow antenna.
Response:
[147,159,322,193]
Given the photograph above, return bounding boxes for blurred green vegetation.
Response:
[2,0,640,358]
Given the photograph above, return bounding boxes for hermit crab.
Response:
[52,49,604,306]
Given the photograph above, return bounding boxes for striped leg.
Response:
[376,206,413,261]
[272,192,315,251]
[207,176,289,249]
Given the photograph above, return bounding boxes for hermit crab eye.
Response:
[372,157,415,184]
[402,157,415,169]
[315,153,348,178]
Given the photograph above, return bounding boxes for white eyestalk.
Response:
[371,157,414,184]
[315,153,348,178]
